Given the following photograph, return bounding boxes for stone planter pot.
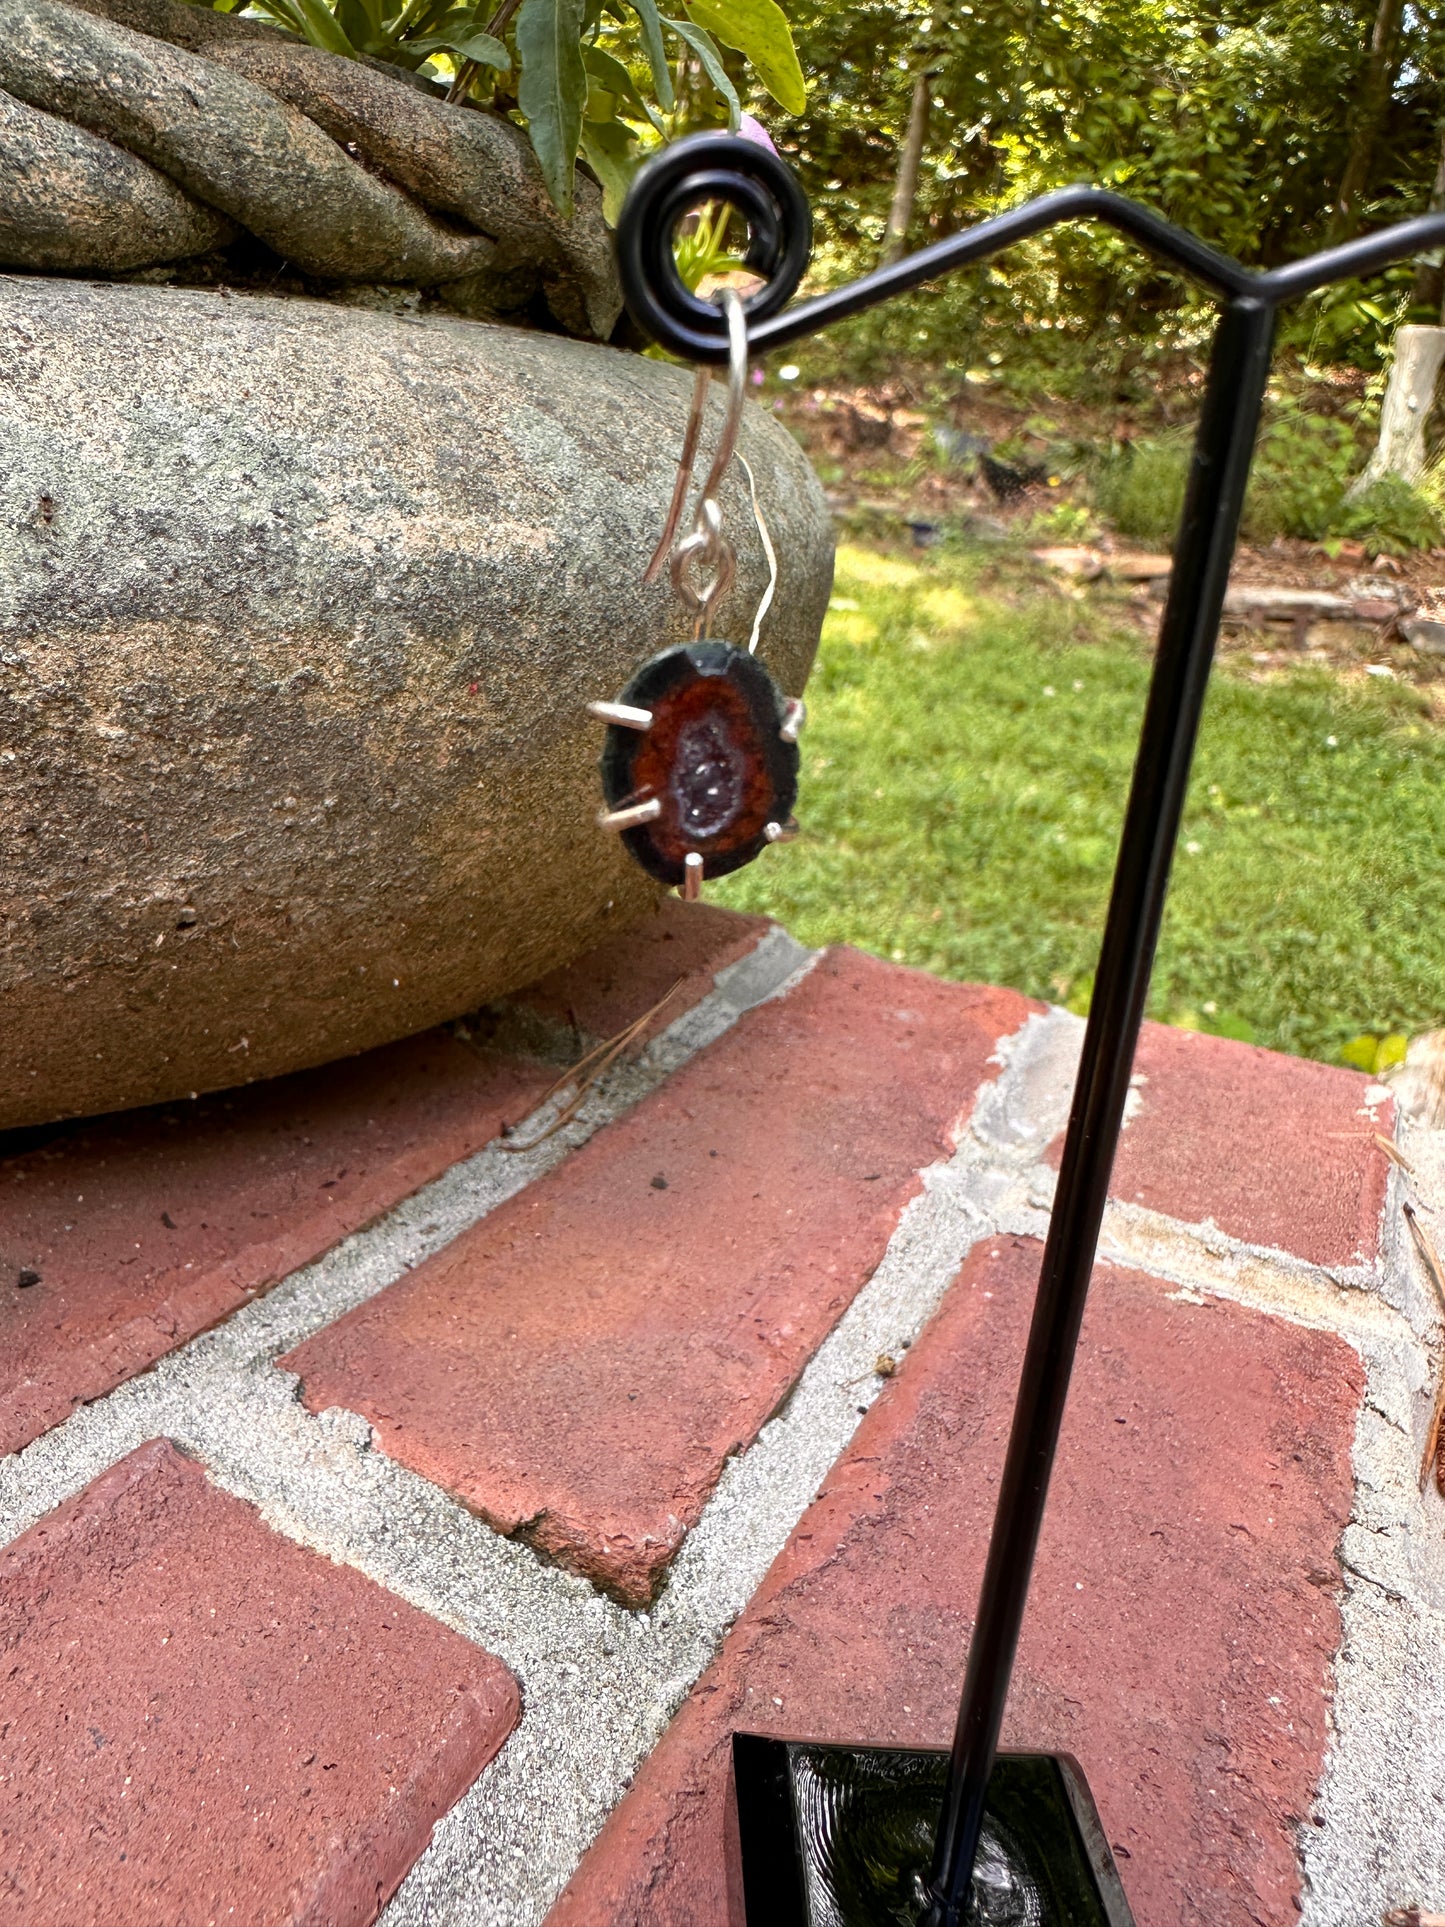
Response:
[0,277,832,1129]
[0,0,621,341]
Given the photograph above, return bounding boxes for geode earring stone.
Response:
[596,642,801,887]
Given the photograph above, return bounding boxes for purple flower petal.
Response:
[739,113,778,157]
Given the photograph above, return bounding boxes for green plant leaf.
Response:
[580,117,639,223]
[583,43,644,106]
[583,43,662,128]
[450,28,512,65]
[413,26,512,66]
[672,204,749,289]
[414,3,479,30]
[292,0,359,56]
[246,0,309,35]
[336,0,378,50]
[517,0,589,217]
[683,0,804,114]
[626,0,674,112]
[401,0,461,33]
[403,2,487,42]
[663,14,739,130]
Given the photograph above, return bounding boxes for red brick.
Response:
[1054,1023,1393,1267]
[551,1237,1363,1926]
[0,903,769,1462]
[0,1439,518,1927]
[282,954,1036,1606]
[507,897,769,1047]
[0,1033,554,1458]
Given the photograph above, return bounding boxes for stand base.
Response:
[733,1736,1135,1927]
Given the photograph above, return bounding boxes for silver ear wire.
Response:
[643,289,751,640]
[737,450,778,655]
[691,289,748,511]
[643,364,710,588]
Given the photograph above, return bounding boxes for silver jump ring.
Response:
[670,508,737,617]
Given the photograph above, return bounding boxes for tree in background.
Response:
[1328,0,1409,245]
[879,52,932,266]
[768,0,1445,368]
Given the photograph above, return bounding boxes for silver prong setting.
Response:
[764,817,799,844]
[780,698,806,744]
[598,796,663,833]
[588,699,654,731]
[681,851,704,901]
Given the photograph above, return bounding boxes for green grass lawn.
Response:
[716,540,1445,1066]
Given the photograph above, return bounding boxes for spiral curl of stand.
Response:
[614,131,813,363]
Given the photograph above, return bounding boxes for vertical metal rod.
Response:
[924,293,1278,1925]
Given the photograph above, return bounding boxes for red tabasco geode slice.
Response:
[598,641,800,886]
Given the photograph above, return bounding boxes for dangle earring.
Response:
[588,289,804,904]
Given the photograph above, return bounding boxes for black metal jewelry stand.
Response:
[616,133,1445,1926]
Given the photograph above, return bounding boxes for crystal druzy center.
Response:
[598,641,800,888]
[671,715,748,838]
